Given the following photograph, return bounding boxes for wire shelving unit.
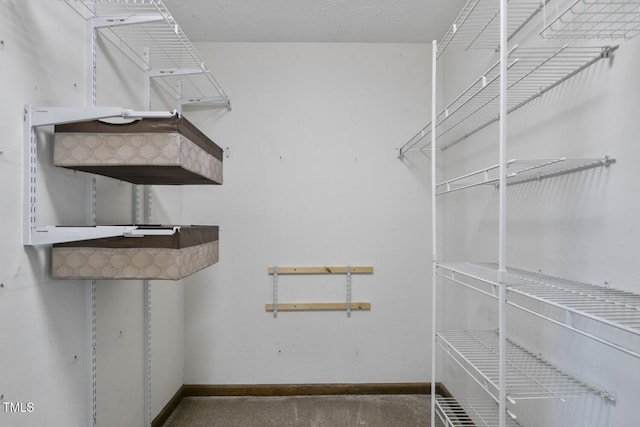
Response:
[437,262,640,359]
[436,330,612,402]
[64,0,230,108]
[438,0,545,57]
[541,0,640,40]
[26,3,229,426]
[418,0,632,425]
[436,157,614,195]
[436,396,521,427]
[399,45,612,155]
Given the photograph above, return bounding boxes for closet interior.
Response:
[21,1,228,425]
[398,0,640,426]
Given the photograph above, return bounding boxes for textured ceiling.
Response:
[162,0,467,43]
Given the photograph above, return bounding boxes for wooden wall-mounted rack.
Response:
[268,266,373,275]
[266,265,373,317]
[265,302,371,312]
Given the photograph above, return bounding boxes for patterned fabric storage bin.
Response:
[54,116,223,185]
[52,226,219,280]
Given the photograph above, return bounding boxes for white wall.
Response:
[148,187,185,419]
[181,43,433,385]
[0,1,186,426]
[94,34,187,427]
[93,184,185,427]
[0,2,90,426]
[437,23,640,427]
[9,2,636,425]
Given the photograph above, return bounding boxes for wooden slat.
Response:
[268,266,373,275]
[265,302,371,311]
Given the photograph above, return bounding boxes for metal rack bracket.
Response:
[267,265,373,316]
[346,265,352,318]
[272,265,279,318]
[23,105,178,246]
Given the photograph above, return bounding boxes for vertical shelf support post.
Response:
[430,39,438,427]
[142,185,152,427]
[85,2,98,425]
[23,107,37,247]
[498,0,508,426]
[142,46,152,427]
[346,265,352,318]
[273,265,279,319]
[143,278,151,427]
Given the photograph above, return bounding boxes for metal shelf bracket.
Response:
[23,105,178,246]
[267,265,372,316]
[92,14,165,29]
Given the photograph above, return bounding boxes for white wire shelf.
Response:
[399,45,613,155]
[436,330,612,402]
[437,262,640,359]
[541,0,640,40]
[438,0,545,58]
[436,396,521,427]
[436,157,614,195]
[63,0,230,108]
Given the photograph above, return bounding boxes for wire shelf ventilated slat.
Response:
[541,0,640,40]
[436,397,522,427]
[399,45,611,155]
[437,262,640,359]
[438,0,545,57]
[436,330,610,401]
[436,157,614,195]
[63,0,230,107]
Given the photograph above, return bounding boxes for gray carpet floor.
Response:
[162,394,432,427]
